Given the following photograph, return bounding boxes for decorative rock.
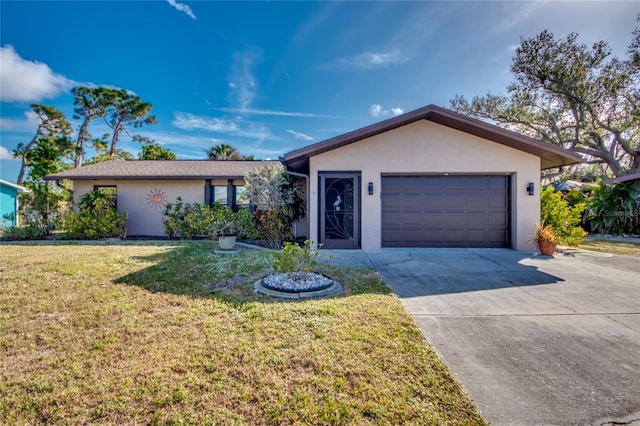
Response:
[262,272,333,293]
[254,273,343,299]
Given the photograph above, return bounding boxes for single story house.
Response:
[282,105,580,251]
[45,160,278,237]
[46,105,580,250]
[0,179,28,227]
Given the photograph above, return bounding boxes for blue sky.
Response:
[1,0,638,182]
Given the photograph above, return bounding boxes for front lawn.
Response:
[0,242,485,425]
[579,236,640,257]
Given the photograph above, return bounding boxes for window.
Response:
[212,186,227,205]
[235,186,250,210]
[209,181,251,211]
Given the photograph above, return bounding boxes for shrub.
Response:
[540,186,587,246]
[273,240,319,273]
[62,190,127,239]
[0,221,49,241]
[585,181,640,234]
[253,209,292,248]
[244,163,305,246]
[162,197,258,239]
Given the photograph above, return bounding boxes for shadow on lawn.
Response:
[113,242,392,302]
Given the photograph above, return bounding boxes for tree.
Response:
[451,20,640,177]
[72,87,112,167]
[13,105,72,184]
[139,144,177,160]
[18,135,76,224]
[106,89,157,157]
[244,163,304,248]
[206,143,242,160]
[83,135,134,165]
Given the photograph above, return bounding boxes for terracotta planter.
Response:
[218,235,237,250]
[538,240,557,256]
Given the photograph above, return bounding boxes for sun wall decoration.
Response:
[146,188,167,210]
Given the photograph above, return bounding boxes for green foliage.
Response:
[585,181,640,234]
[138,144,177,160]
[540,186,587,246]
[451,23,640,176]
[245,163,304,246]
[162,198,258,239]
[206,143,242,160]
[0,221,49,241]
[273,240,319,273]
[253,209,292,248]
[62,189,127,239]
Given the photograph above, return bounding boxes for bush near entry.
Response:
[540,186,586,246]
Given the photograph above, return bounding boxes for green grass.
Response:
[0,242,485,425]
[579,236,640,257]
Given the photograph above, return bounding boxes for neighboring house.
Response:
[282,105,581,251]
[0,179,28,227]
[44,160,277,236]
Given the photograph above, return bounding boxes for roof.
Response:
[282,104,582,174]
[604,172,640,185]
[0,179,28,191]
[44,160,279,181]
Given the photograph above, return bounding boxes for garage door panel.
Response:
[382,175,509,248]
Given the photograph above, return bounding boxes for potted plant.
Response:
[531,222,558,255]
[213,206,239,250]
[215,221,238,250]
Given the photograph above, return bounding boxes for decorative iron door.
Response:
[319,173,360,249]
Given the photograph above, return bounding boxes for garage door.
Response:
[382,175,509,248]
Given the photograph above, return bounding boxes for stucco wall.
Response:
[72,180,206,236]
[0,185,19,227]
[309,120,541,251]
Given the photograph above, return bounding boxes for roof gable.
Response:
[44,160,278,181]
[283,105,581,173]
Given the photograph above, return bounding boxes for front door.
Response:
[319,173,360,249]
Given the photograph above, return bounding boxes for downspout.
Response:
[281,159,310,241]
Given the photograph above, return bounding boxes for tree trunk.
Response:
[75,120,91,168]
[109,122,122,157]
[16,135,39,185]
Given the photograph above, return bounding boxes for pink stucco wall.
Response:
[72,180,205,236]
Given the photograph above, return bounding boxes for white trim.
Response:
[0,179,28,192]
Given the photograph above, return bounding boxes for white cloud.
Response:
[286,130,315,142]
[0,146,17,160]
[0,110,39,133]
[330,50,408,70]
[228,51,259,111]
[215,107,330,118]
[172,112,274,142]
[370,104,403,118]
[166,0,196,19]
[0,45,75,102]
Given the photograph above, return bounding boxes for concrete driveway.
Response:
[322,248,640,425]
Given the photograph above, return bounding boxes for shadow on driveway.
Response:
[363,248,564,297]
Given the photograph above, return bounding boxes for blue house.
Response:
[0,179,28,227]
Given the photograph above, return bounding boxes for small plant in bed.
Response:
[264,240,331,292]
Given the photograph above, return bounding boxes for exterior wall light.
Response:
[368,182,374,195]
[527,182,535,196]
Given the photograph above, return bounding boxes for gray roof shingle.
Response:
[44,160,279,181]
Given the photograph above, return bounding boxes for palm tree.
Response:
[206,143,241,160]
